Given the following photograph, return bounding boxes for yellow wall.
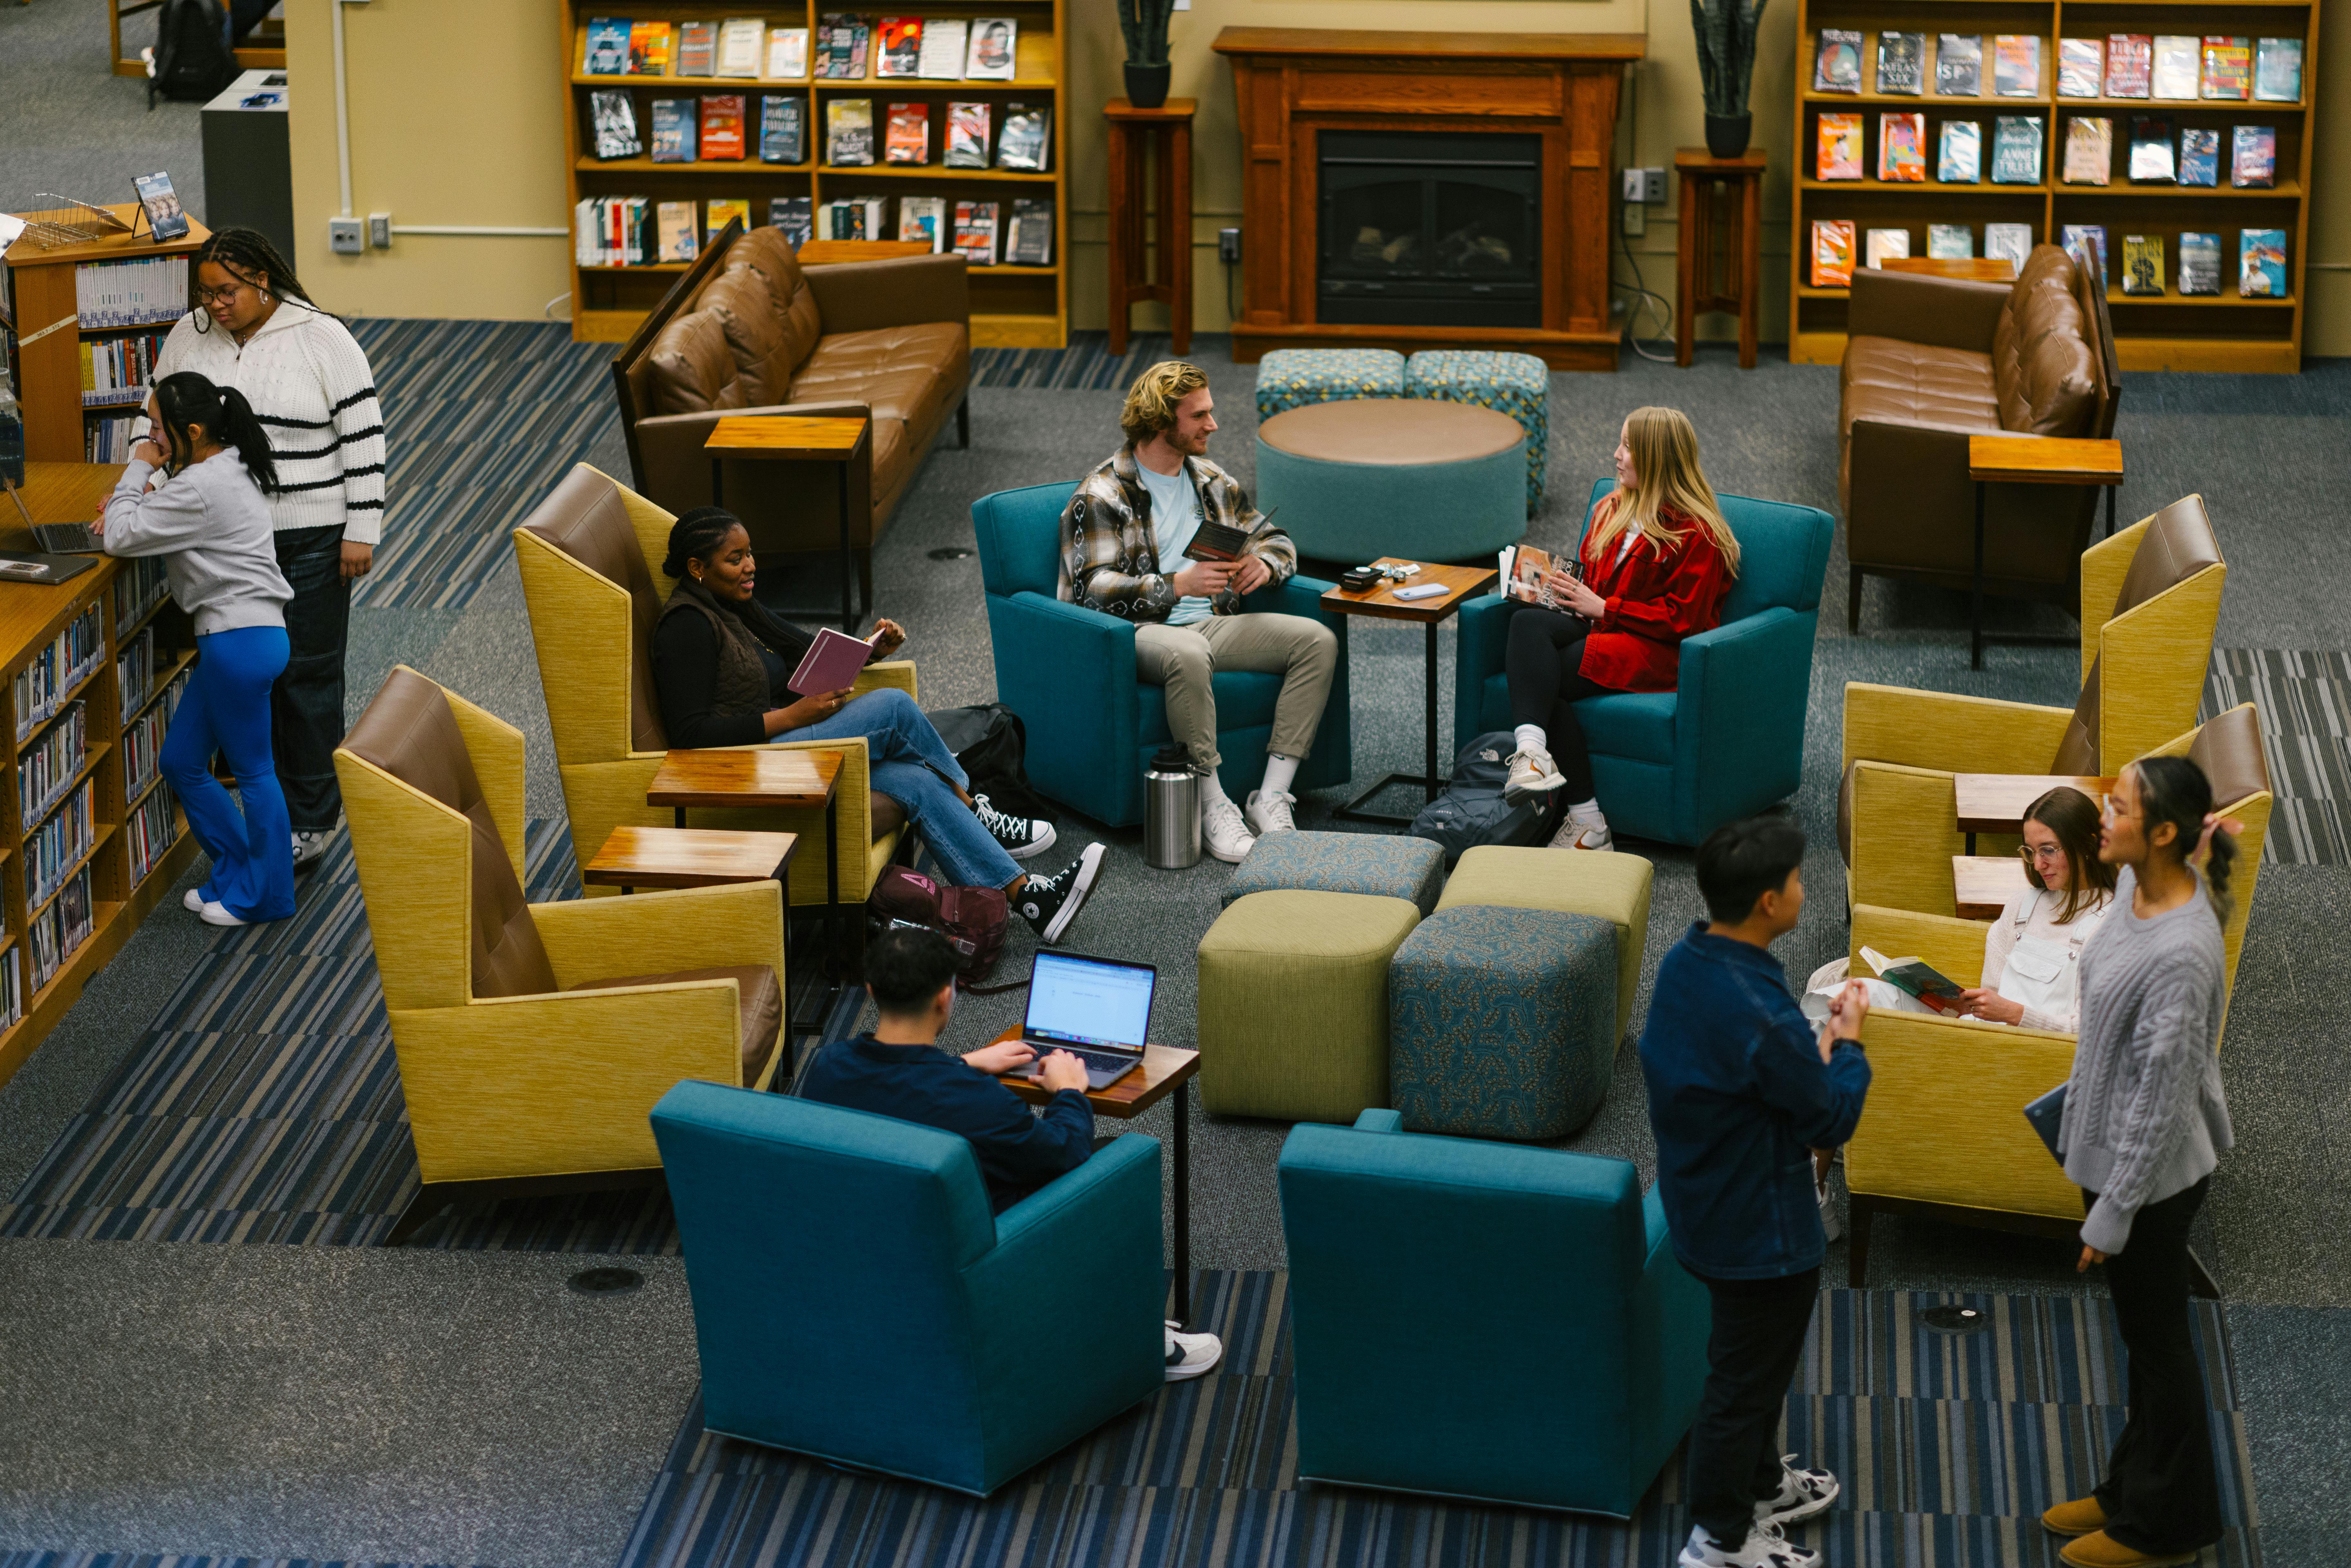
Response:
[287,0,2351,352]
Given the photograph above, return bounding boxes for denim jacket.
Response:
[1638,923,1872,1280]
[1054,444,1296,622]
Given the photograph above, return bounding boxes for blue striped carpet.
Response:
[0,1558,458,1568]
[971,332,1185,390]
[616,1279,2260,1568]
[2204,648,2349,865]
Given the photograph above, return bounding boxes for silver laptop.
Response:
[32,522,104,555]
[1010,950,1155,1089]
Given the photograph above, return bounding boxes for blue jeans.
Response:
[166,626,296,922]
[785,687,1020,889]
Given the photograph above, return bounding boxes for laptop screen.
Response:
[1023,951,1154,1053]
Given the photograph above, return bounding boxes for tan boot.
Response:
[2058,1530,2199,1567]
[2041,1498,2107,1538]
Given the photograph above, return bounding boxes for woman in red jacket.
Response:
[1505,406,1740,850]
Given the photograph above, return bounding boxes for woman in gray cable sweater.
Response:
[2040,755,2238,1568]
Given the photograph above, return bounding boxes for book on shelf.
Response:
[650,98,696,162]
[769,195,814,247]
[1878,113,1925,182]
[767,28,810,79]
[1993,36,2039,98]
[1990,116,2043,184]
[2232,125,2276,187]
[0,949,17,1034]
[706,199,751,239]
[1936,35,1982,97]
[18,701,89,828]
[1938,120,1981,183]
[759,95,806,163]
[826,98,875,164]
[2064,117,2113,184]
[817,14,870,79]
[590,89,641,159]
[585,17,629,75]
[2179,127,2219,186]
[79,329,169,407]
[819,196,892,240]
[2105,35,2152,99]
[717,17,765,78]
[574,195,651,265]
[1928,223,1973,260]
[2178,231,2222,294]
[945,101,992,167]
[2151,36,2199,100]
[1865,227,1910,268]
[627,20,672,76]
[2057,38,2103,99]
[113,556,169,630]
[996,103,1050,171]
[133,171,189,242]
[877,16,922,78]
[657,200,698,262]
[885,102,931,163]
[677,20,718,77]
[898,195,948,251]
[2128,115,2175,182]
[1813,29,1862,93]
[31,863,95,992]
[127,781,181,888]
[2201,37,2251,100]
[917,18,968,79]
[1810,219,1856,287]
[25,780,95,911]
[87,415,142,463]
[73,256,188,329]
[2239,228,2286,296]
[2122,234,2165,295]
[10,606,103,743]
[1815,113,1861,180]
[965,18,1018,80]
[2062,224,2108,285]
[953,199,1000,265]
[1875,32,1923,95]
[1986,223,2033,273]
[2253,38,2302,103]
[1005,198,1053,265]
[700,94,747,161]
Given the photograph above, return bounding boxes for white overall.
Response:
[1992,890,2083,1022]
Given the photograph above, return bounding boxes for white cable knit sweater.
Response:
[141,303,387,545]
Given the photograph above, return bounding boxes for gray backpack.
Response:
[1409,732,1564,867]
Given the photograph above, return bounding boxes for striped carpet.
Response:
[616,1279,2260,1568]
[971,331,1181,391]
[2204,648,2350,866]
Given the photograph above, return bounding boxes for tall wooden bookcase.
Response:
[561,3,1069,348]
[1788,3,2319,371]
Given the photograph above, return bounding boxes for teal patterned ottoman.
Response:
[1223,830,1446,917]
[1254,348,1407,422]
[1404,350,1550,513]
[1389,906,1617,1140]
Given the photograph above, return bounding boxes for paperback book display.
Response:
[2057,38,2103,99]
[769,195,815,246]
[759,95,806,163]
[819,195,893,239]
[1985,223,2033,273]
[2254,38,2302,102]
[2240,228,2287,295]
[1816,114,1861,181]
[2129,115,2175,182]
[591,90,640,158]
[1936,35,1981,96]
[1876,32,1922,94]
[2233,125,2276,187]
[1928,224,1973,259]
[1865,227,1910,268]
[587,17,815,79]
[953,200,1000,264]
[2180,128,2220,186]
[2105,35,2152,98]
[1993,35,2039,97]
[650,98,696,161]
[915,18,968,78]
[658,200,698,261]
[2123,234,2165,295]
[2201,37,2251,100]
[826,98,875,163]
[1005,198,1053,265]
[995,104,1050,171]
[1990,116,2043,183]
[700,95,747,160]
[1878,113,1925,182]
[2179,231,2222,294]
[2062,224,2107,284]
[1810,219,1856,286]
[678,19,718,76]
[1813,29,1862,92]
[706,198,752,236]
[898,195,947,250]
[1938,121,1981,183]
[2064,117,2113,184]
[885,101,931,163]
[2152,36,2199,100]
[945,102,991,167]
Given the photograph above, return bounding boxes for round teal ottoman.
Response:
[1223,829,1445,917]
[1405,350,1550,514]
[1389,906,1618,1140]
[1253,348,1406,422]
[1255,399,1526,563]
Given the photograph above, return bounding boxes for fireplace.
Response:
[1317,131,1542,329]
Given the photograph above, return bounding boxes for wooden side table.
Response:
[647,747,851,959]
[1953,772,2114,854]
[1105,97,1195,357]
[1674,148,1767,369]
[704,414,872,630]
[1965,435,2124,668]
[1953,854,2030,920]
[1320,558,1501,825]
[583,826,800,894]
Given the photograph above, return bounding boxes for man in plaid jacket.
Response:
[1057,362,1337,863]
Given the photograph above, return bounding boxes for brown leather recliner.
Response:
[613,224,972,611]
[1841,244,2120,630]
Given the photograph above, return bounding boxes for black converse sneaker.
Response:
[1016,843,1105,945]
[972,792,1057,860]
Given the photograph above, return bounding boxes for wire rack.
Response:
[13,196,135,250]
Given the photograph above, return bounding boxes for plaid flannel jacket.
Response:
[1054,445,1298,622]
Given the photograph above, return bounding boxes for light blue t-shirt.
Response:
[1135,461,1213,627]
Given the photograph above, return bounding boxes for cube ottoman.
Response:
[1436,845,1655,1047]
[1223,830,1447,917]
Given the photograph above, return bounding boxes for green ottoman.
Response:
[1405,350,1550,514]
[1223,830,1445,917]
[1255,399,1526,563]
[1390,906,1619,1139]
[1253,348,1406,422]
[1437,845,1654,1047]
[1197,890,1421,1123]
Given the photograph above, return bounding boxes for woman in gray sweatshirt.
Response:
[2040,755,2237,1568]
[99,372,296,926]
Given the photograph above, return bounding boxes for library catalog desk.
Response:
[0,462,203,1087]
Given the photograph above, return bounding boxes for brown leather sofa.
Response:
[612,222,972,612]
[1840,244,2120,631]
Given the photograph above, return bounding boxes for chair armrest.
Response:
[1843,683,2073,775]
[804,254,971,335]
[2077,518,2147,679]
[852,659,917,701]
[1452,594,1511,754]
[1847,761,1968,914]
[531,880,786,990]
[986,590,1141,814]
[1352,1108,1404,1133]
[1677,606,1814,834]
[1241,571,1339,624]
[1844,420,1979,573]
[1845,1007,2082,1219]
[1849,902,1991,987]
[989,1131,1162,1251]
[1848,268,2009,351]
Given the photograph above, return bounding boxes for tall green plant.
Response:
[1115,0,1178,67]
[1691,0,1767,116]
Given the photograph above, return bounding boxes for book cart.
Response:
[560,0,1070,348]
[1788,0,2320,371]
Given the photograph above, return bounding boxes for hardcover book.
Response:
[627,20,673,75]
[965,19,1019,80]
[585,17,630,75]
[996,103,1050,170]
[677,20,718,76]
[1810,218,1856,286]
[590,90,641,159]
[1859,947,1967,1013]
[876,16,922,78]
[1865,227,1911,268]
[1990,116,2044,183]
[884,101,930,163]
[1938,119,1982,182]
[705,199,751,238]
[2232,124,2276,186]
[2128,115,2175,181]
[766,28,809,78]
[1814,29,1863,92]
[1993,35,2040,97]
[2201,36,2251,99]
[1936,34,1982,95]
[2122,233,2165,294]
[2064,117,2113,183]
[816,14,869,78]
[2105,34,2152,98]
[1927,223,1973,259]
[770,195,814,248]
[2178,231,2222,294]
[1816,113,1862,180]
[1876,32,1923,94]
[1986,223,2033,272]
[649,98,696,162]
[2253,37,2303,102]
[1878,112,1926,181]
[717,17,765,77]
[2057,37,2103,98]
[2239,227,2287,295]
[2061,223,2108,284]
[826,97,874,164]
[1007,198,1053,265]
[657,201,698,262]
[916,18,968,79]
[2151,35,2199,99]
[953,199,1001,264]
[699,94,746,161]
[944,101,992,167]
[898,195,947,251]
[759,95,806,163]
[2178,127,2219,186]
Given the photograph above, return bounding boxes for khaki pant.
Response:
[1134,612,1338,771]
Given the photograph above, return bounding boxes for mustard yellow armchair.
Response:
[334,667,789,1245]
[1841,495,2225,913]
[510,462,910,911]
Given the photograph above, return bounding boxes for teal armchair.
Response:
[649,1079,1166,1496]
[1452,479,1834,846]
[1277,1109,1709,1515]
[972,482,1352,826]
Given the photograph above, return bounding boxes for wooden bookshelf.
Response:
[1788,5,2318,371]
[560,2,1069,348]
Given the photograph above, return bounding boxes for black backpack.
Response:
[150,0,238,108]
[926,703,1054,822]
[1409,731,1565,867]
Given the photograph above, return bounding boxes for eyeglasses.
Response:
[193,282,248,307]
[2022,843,2066,864]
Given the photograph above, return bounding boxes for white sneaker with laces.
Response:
[1245,788,1297,836]
[1164,1319,1223,1381]
[1547,814,1614,852]
[1816,1177,1844,1243]
[1505,747,1567,798]
[1757,1454,1841,1531]
[1202,796,1256,863]
[1678,1522,1820,1568]
[971,792,1057,860]
[198,900,249,928]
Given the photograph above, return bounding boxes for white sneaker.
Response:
[1202,796,1256,863]
[1245,788,1297,836]
[1757,1455,1840,1531]
[1679,1522,1820,1568]
[1548,813,1614,852]
[1816,1178,1843,1244]
[1164,1320,1223,1381]
[1505,747,1567,798]
[184,888,206,913]
[198,900,249,928]
[972,792,1057,860]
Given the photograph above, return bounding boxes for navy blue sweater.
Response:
[797,1034,1095,1212]
[1638,924,1872,1280]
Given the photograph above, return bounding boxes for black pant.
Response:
[271,525,351,834]
[1688,1266,1819,1549]
[2088,1177,2223,1555]
[1504,606,1609,801]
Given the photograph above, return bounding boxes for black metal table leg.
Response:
[1332,610,1451,827]
[836,456,855,630]
[711,458,723,511]
[826,788,841,969]
[1423,620,1440,804]
[1971,479,1987,670]
[2104,483,2117,539]
[1172,1078,1191,1324]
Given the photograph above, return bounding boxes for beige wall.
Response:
[287,0,2351,353]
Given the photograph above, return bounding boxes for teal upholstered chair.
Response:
[972,482,1352,826]
[1452,479,1834,846]
[1277,1110,1709,1514]
[649,1079,1166,1496]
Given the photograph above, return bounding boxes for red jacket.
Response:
[1575,497,1735,693]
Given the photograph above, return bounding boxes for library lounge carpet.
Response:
[1,322,2349,1568]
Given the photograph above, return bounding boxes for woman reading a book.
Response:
[1503,406,1738,851]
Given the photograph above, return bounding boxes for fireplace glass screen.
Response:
[1317,130,1541,328]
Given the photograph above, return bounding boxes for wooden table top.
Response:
[1882,256,2018,281]
[647,747,844,810]
[1967,435,2125,485]
[0,463,126,663]
[1675,147,1767,172]
[704,415,869,457]
[1320,558,1500,624]
[987,1025,1199,1118]
[583,826,799,889]
[3,202,209,266]
[793,240,936,266]
[1954,854,2032,920]
[1954,773,2113,835]
[1105,97,1198,120]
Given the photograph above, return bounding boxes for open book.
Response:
[784,626,881,697]
[1499,544,1579,608]
[1858,945,1967,1013]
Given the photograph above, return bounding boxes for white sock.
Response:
[1259,754,1300,797]
[1198,769,1234,812]
[1514,724,1548,757]
[1570,797,1605,824]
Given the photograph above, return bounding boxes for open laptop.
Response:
[1008,949,1155,1089]
[30,521,105,555]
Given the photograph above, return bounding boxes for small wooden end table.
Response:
[1966,434,2124,668]
[1321,558,1501,826]
[989,1025,1203,1322]
[704,415,872,630]
[1674,148,1767,369]
[1105,98,1196,356]
[1953,771,2114,854]
[583,825,800,894]
[647,748,851,958]
[1953,853,2030,920]
[1881,257,2019,282]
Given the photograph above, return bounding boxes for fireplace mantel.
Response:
[1212,26,1645,371]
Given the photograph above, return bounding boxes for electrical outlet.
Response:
[328,216,363,254]
[1641,167,1668,203]
[1622,201,1646,237]
[367,212,392,248]
[1217,227,1241,263]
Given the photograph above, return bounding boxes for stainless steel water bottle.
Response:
[1143,745,1202,869]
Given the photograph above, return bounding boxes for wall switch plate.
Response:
[1622,169,1646,203]
[328,216,363,254]
[1640,167,1667,203]
[1217,227,1241,263]
[1622,201,1646,236]
[367,212,392,248]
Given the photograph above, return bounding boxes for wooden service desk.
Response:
[1954,772,2113,853]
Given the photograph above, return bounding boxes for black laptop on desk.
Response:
[1006,949,1155,1090]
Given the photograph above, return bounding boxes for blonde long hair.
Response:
[1586,407,1740,574]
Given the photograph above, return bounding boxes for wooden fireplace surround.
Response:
[1212,27,1645,371]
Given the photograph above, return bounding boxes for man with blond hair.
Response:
[1058,362,1337,862]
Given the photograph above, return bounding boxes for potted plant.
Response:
[1115,0,1177,109]
[1692,0,1767,157]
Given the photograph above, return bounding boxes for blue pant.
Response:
[786,688,1021,889]
[165,626,296,922]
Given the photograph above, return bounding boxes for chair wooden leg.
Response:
[386,1187,450,1246]
[956,395,971,449]
[857,549,872,618]
[1847,566,1864,634]
[1847,1193,1873,1287]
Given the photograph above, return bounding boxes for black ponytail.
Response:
[152,372,280,495]
[664,507,747,578]
[2132,754,2236,923]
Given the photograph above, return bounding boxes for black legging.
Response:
[1505,606,1610,800]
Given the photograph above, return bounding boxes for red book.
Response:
[884,101,930,164]
[699,94,746,160]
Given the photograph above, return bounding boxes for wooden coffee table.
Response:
[1965,434,2124,668]
[647,748,850,955]
[704,414,872,629]
[1953,771,2113,854]
[1953,854,2030,920]
[1321,557,1501,826]
[582,826,799,894]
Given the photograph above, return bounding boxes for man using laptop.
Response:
[798,926,1223,1380]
